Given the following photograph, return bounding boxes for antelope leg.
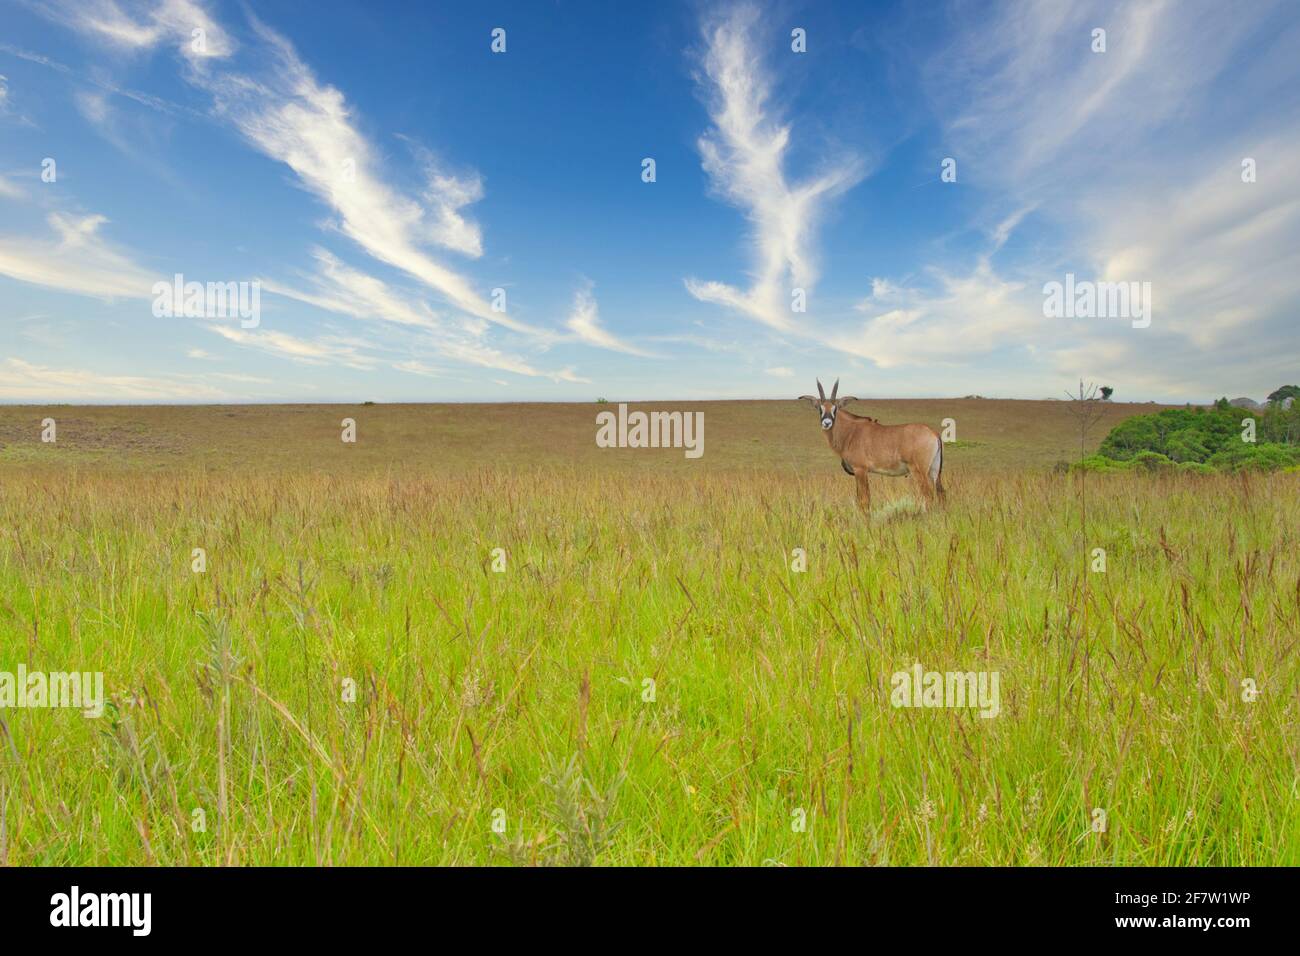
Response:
[855,472,871,513]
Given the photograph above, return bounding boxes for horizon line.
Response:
[0,396,1192,408]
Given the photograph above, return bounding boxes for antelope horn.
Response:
[816,379,825,400]
[831,378,839,400]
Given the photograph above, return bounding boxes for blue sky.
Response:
[1,0,1297,403]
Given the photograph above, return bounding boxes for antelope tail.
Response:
[930,435,945,498]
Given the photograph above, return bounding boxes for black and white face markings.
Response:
[819,402,836,430]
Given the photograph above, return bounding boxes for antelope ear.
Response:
[834,396,858,407]
[797,395,819,407]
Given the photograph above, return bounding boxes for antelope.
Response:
[798,378,945,511]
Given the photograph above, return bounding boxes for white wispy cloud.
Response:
[0,40,200,117]
[0,356,232,400]
[263,248,440,330]
[841,208,1042,368]
[872,0,1300,394]
[681,0,1298,399]
[685,3,865,330]
[196,16,539,335]
[74,87,110,125]
[1082,135,1300,352]
[207,324,379,370]
[74,88,135,156]
[9,1,596,390]
[35,0,236,62]
[392,359,444,377]
[0,212,156,299]
[263,248,582,380]
[1043,133,1300,394]
[564,282,657,357]
[400,136,487,258]
[925,0,1268,193]
[839,256,1037,368]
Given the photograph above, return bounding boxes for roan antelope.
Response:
[798,378,945,511]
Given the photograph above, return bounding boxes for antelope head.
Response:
[798,379,858,430]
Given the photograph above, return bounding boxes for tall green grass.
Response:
[1,467,1296,864]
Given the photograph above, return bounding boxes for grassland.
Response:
[0,399,1296,865]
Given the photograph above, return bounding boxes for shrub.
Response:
[1165,430,1211,463]
[1098,415,1161,460]
[1087,403,1296,473]
[1206,442,1300,472]
[1130,450,1176,472]
[1074,454,1127,472]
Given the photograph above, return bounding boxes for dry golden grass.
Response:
[0,397,1177,475]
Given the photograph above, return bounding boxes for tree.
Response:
[1266,384,1300,404]
[1064,380,1109,461]
[1099,386,1113,401]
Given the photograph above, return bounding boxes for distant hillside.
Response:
[0,399,1181,476]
